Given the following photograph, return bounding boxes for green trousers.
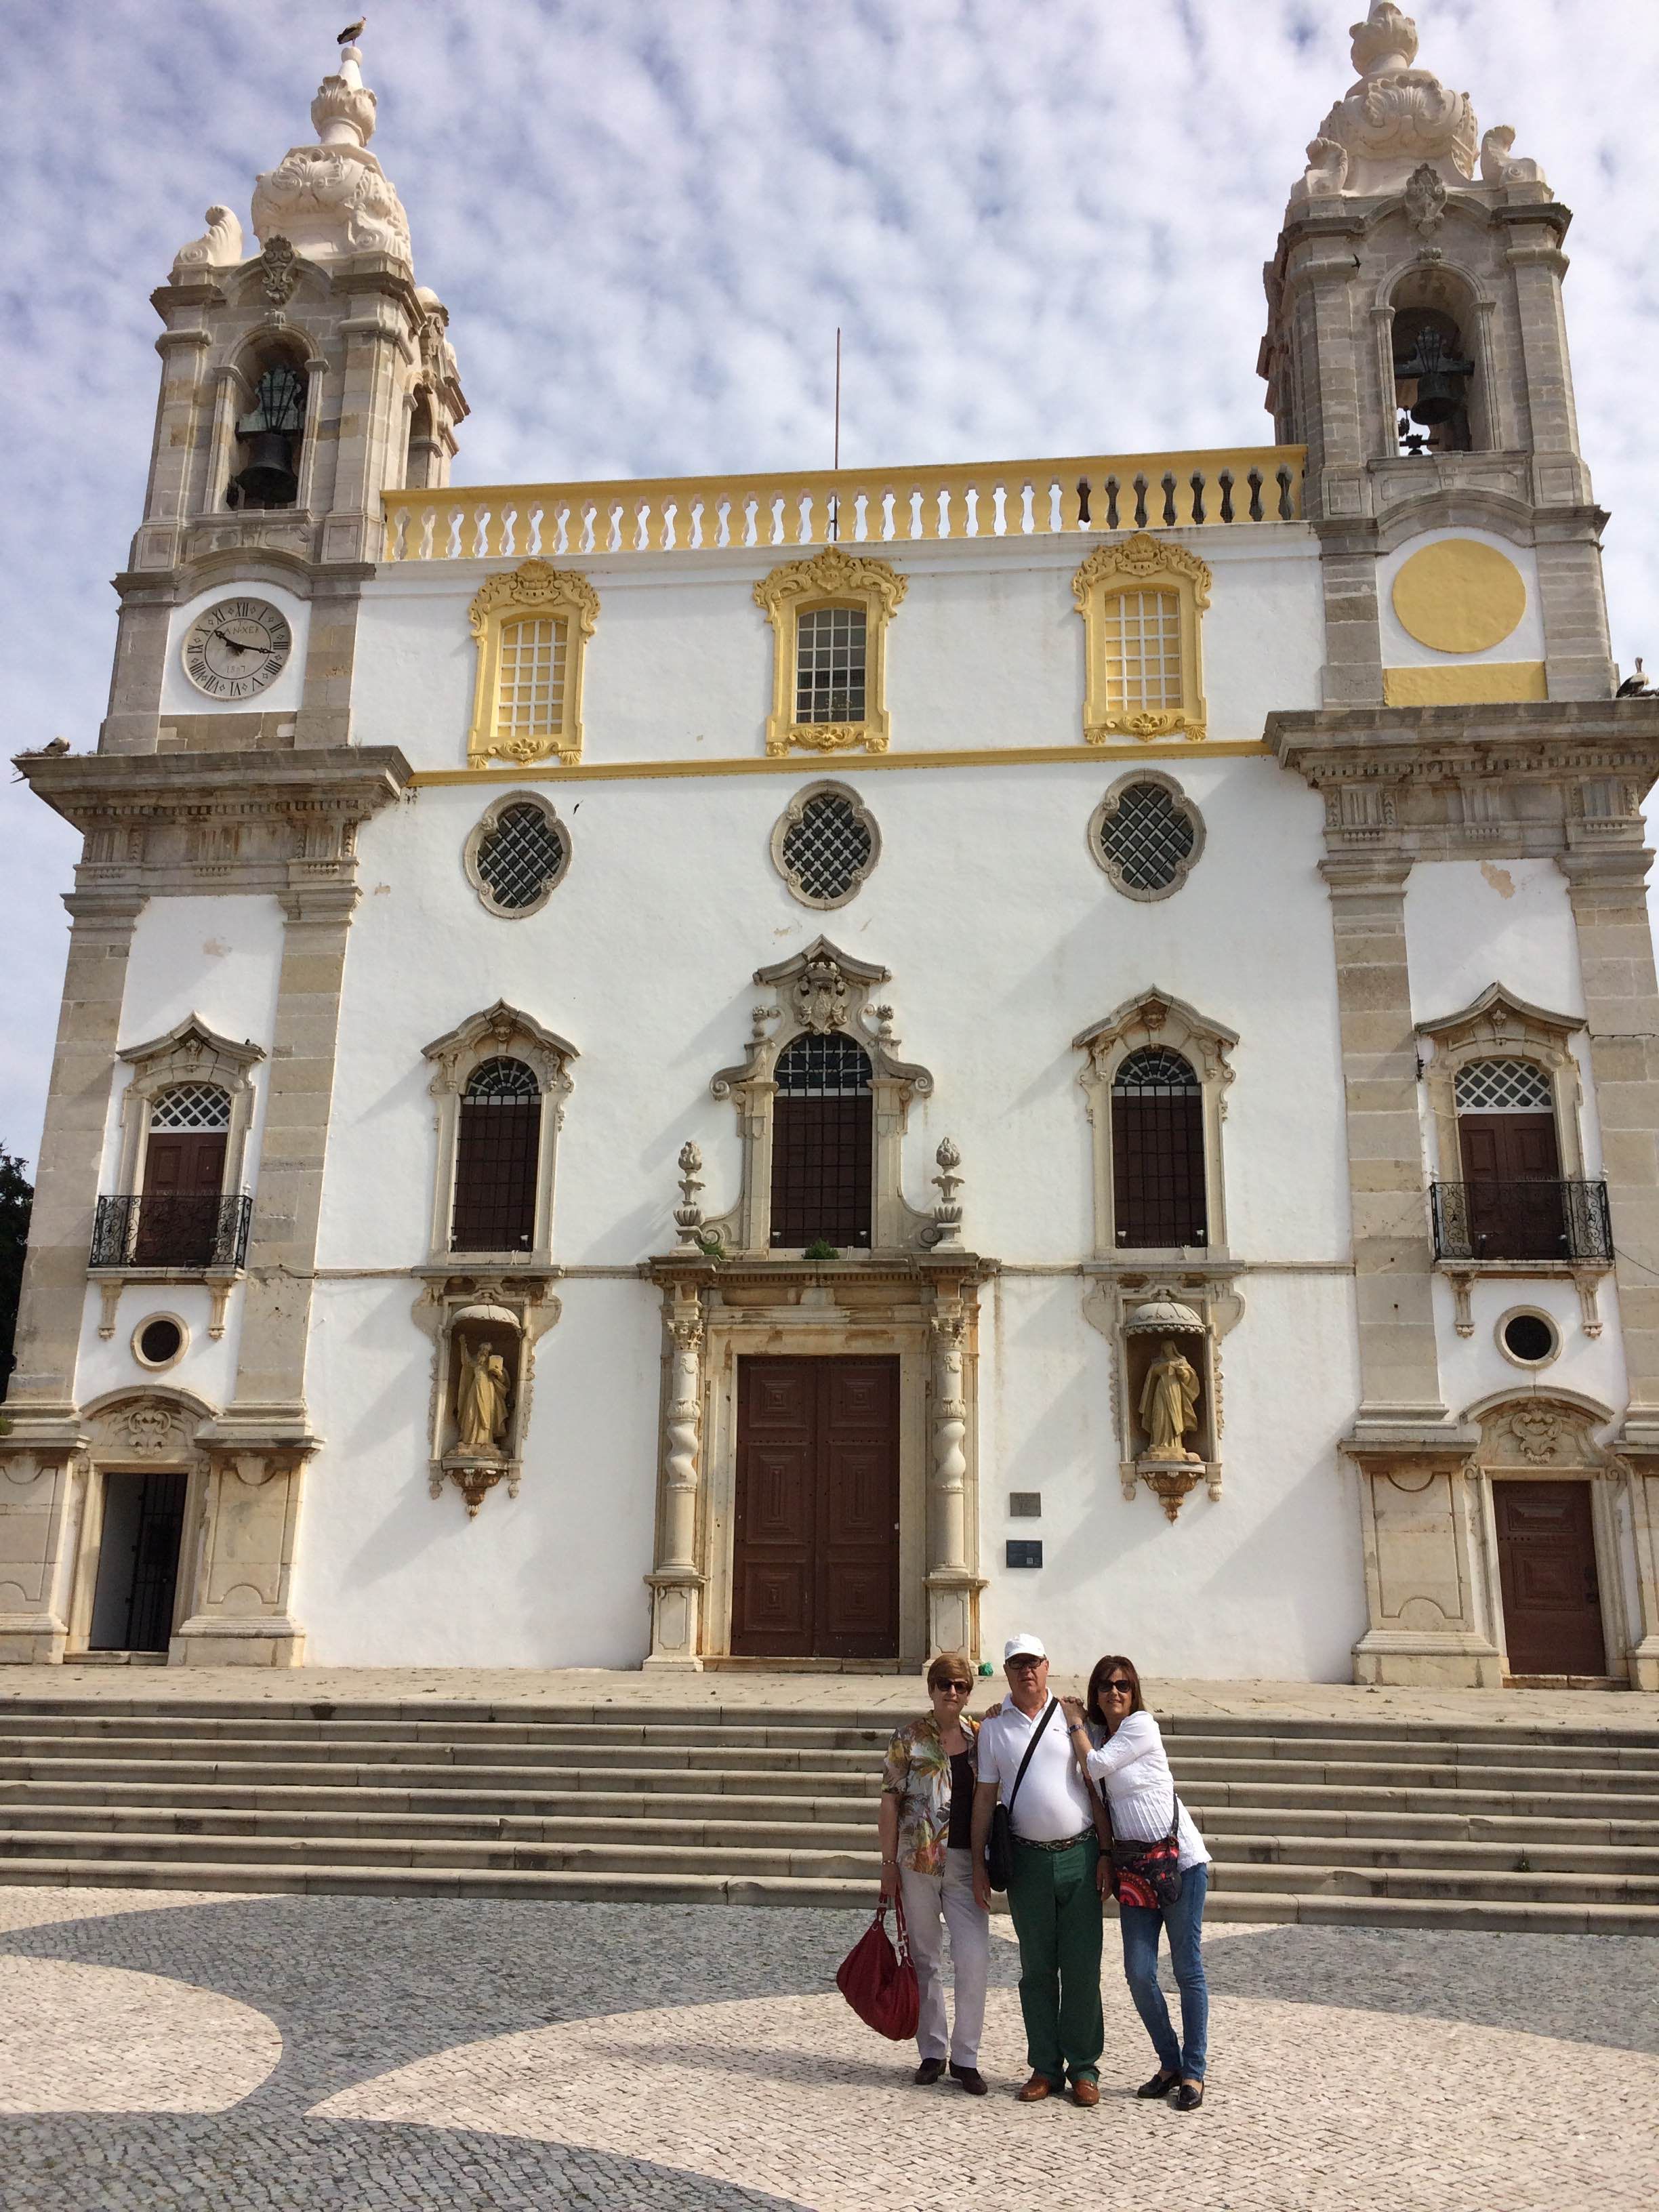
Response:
[1006,1832,1104,2086]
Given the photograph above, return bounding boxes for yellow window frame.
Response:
[754,546,907,758]
[466,558,600,766]
[1072,531,1212,744]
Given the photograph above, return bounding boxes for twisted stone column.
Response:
[645,1289,706,1669]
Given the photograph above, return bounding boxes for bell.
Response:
[230,431,298,510]
[1394,329,1473,428]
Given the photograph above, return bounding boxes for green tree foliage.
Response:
[0,1145,31,1401]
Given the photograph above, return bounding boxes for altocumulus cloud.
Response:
[3,0,1658,1156]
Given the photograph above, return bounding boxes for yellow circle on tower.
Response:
[1391,538,1527,655]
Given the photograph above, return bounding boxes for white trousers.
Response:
[900,1847,990,2066]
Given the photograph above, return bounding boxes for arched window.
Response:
[138,1084,232,1267]
[228,359,308,510]
[465,561,599,768]
[1454,1057,1563,1257]
[769,1032,873,1249]
[1071,535,1210,745]
[1111,1048,1206,1249]
[754,550,906,758]
[451,1058,541,1252]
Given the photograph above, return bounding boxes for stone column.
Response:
[924,1292,981,1658]
[644,1284,706,1670]
[1559,848,1659,1446]
[182,880,359,1664]
[1319,853,1446,1433]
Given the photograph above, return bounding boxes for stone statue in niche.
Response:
[455,1334,510,1456]
[1140,1340,1203,1465]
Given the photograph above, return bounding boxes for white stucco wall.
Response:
[351,526,1324,769]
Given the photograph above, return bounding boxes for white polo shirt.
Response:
[975,1697,1096,1843]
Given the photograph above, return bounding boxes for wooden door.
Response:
[732,1356,899,1658]
[1458,1113,1563,1258]
[1493,1479,1605,1675]
[137,1132,226,1265]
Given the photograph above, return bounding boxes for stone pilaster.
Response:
[1319,853,1446,1434]
[644,1279,707,1670]
[5,889,145,1416]
[1559,847,1659,1446]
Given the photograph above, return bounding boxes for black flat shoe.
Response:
[949,2064,988,2096]
[914,2057,946,2085]
[1136,2069,1179,2100]
[1174,2080,1205,2112]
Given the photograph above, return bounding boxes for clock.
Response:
[181,597,293,701]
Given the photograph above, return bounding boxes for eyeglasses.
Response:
[1102,1678,1134,1695]
[934,1681,972,1694]
[1007,1656,1044,1671]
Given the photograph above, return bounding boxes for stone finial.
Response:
[170,205,244,282]
[250,34,412,266]
[920,1137,964,1248]
[1292,2,1477,203]
[674,1142,705,1248]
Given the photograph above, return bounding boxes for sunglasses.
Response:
[1007,1656,1044,1669]
[1101,1677,1134,1695]
[934,1681,972,1694]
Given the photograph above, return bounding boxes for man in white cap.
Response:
[970,1635,1104,2104]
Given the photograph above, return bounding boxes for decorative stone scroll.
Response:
[251,40,413,266]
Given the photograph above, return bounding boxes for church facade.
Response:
[6,5,1659,1687]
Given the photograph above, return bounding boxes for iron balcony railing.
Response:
[90,1193,253,1271]
[1431,1179,1613,1265]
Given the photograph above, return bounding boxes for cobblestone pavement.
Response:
[0,1887,1654,2211]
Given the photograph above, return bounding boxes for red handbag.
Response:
[835,1897,920,2041]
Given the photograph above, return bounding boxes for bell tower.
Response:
[104,32,467,751]
[1258,2,1612,704]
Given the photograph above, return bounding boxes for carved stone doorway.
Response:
[87,1469,187,1653]
[731,1355,899,1659]
[1492,1478,1606,1675]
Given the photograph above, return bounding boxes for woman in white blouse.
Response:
[1060,1656,1210,2111]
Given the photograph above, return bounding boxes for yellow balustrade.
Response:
[381,446,1306,562]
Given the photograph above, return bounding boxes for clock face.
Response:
[181,597,293,700]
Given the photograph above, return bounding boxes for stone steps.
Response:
[0,1697,1652,1931]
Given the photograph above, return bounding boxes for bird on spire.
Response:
[337,16,366,45]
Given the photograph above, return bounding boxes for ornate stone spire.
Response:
[250,35,412,265]
[1292,3,1480,201]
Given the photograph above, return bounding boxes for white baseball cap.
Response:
[1004,1633,1048,1662]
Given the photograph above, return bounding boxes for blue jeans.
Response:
[1118,1862,1208,2081]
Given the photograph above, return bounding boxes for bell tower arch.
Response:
[1259,3,1611,705]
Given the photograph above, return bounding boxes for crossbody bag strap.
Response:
[1004,1698,1059,1822]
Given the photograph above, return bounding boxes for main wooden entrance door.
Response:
[732,1356,899,1659]
[1493,1479,1605,1675]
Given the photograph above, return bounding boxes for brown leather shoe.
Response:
[1015,2072,1055,2102]
[1069,2076,1101,2107]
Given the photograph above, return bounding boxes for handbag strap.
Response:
[882,1893,912,1965]
[1004,1698,1059,1822]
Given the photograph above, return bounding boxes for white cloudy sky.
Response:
[3,0,1658,1163]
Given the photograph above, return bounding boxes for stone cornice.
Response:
[1271,699,1659,863]
[15,745,413,901]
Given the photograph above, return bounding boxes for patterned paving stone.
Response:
[0,1889,1653,2210]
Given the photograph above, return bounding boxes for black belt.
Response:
[1012,1828,1093,1854]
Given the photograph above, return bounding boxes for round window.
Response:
[466,798,570,916]
[1500,1311,1557,1366]
[1088,775,1204,900]
[133,1315,186,1369]
[771,783,879,909]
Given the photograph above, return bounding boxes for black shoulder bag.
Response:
[985,1698,1059,1893]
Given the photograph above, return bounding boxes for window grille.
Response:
[795,606,867,723]
[149,1084,232,1132]
[779,790,875,906]
[494,616,567,746]
[1112,1048,1205,1246]
[770,1033,873,1246]
[451,1057,541,1251]
[1100,589,1182,714]
[1454,1058,1553,1113]
[474,802,567,912]
[1097,782,1196,893]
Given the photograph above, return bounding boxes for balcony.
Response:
[1430,1179,1613,1266]
[90,1193,253,1273]
[381,443,1306,563]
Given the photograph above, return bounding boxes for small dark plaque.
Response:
[1005,1540,1044,1570]
[1008,1492,1042,1518]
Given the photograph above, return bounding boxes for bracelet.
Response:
[880,1856,898,1867]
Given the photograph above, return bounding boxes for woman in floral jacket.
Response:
[878,1652,991,2093]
